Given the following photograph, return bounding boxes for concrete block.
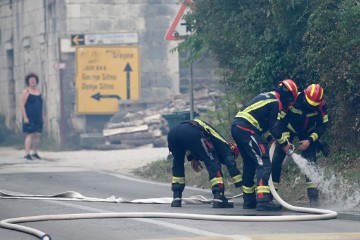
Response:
[4,42,13,51]
[20,24,33,38]
[141,47,166,59]
[23,10,44,25]
[142,5,170,17]
[102,4,129,17]
[90,19,114,32]
[1,18,14,42]
[66,4,81,18]
[68,18,90,32]
[80,133,105,149]
[135,18,146,30]
[22,37,31,48]
[115,19,136,30]
[71,116,86,132]
[142,72,173,88]
[142,87,170,100]
[80,3,103,18]
[0,4,12,18]
[140,59,166,72]
[144,17,170,29]
[24,0,43,11]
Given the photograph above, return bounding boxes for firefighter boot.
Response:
[171,191,182,207]
[243,192,256,209]
[255,180,282,211]
[212,188,234,208]
[256,199,282,211]
[308,188,319,208]
[256,192,282,211]
[171,183,184,207]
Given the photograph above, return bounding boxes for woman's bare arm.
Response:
[20,89,29,123]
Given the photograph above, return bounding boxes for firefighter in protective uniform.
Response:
[168,118,242,208]
[271,84,329,207]
[231,79,298,211]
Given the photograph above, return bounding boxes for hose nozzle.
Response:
[287,148,294,156]
[286,139,294,156]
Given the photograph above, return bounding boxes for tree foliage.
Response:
[303,0,360,146]
[179,0,360,149]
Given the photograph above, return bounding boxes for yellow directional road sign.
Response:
[76,46,140,114]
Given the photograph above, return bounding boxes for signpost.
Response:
[165,0,195,120]
[85,32,138,45]
[71,32,138,47]
[75,46,140,114]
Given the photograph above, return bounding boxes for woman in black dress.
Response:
[20,73,45,160]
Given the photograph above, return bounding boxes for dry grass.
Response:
[133,152,360,204]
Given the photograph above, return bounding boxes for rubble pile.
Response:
[91,87,225,150]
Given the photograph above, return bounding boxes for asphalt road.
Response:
[0,147,359,240]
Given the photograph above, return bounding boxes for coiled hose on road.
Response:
[0,146,338,240]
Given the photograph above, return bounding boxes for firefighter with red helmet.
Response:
[168,118,242,208]
[231,79,298,211]
[271,83,329,207]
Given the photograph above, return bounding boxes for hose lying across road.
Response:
[0,147,338,240]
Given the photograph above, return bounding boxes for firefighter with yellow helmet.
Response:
[271,83,329,207]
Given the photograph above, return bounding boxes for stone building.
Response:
[0,0,222,146]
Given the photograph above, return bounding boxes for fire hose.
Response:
[0,144,338,240]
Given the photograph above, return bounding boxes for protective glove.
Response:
[191,160,203,172]
[299,140,311,151]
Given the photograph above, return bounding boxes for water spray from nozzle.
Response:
[285,141,360,210]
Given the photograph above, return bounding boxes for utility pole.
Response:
[189,50,194,120]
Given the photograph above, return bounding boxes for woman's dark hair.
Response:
[25,73,39,86]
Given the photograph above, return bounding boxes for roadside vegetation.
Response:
[133,122,360,204]
[134,140,360,203]
[177,0,360,153]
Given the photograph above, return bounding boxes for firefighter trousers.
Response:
[168,122,224,191]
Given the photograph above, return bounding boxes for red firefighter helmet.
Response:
[228,141,239,159]
[304,84,324,106]
[278,79,298,102]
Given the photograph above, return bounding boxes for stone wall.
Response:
[0,0,223,146]
[0,0,65,142]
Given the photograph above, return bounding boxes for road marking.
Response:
[244,232,360,240]
[140,232,360,240]
[47,200,253,239]
[144,236,251,240]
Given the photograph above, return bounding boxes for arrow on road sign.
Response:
[124,63,133,99]
[91,92,121,101]
[71,34,85,46]
[164,0,193,41]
